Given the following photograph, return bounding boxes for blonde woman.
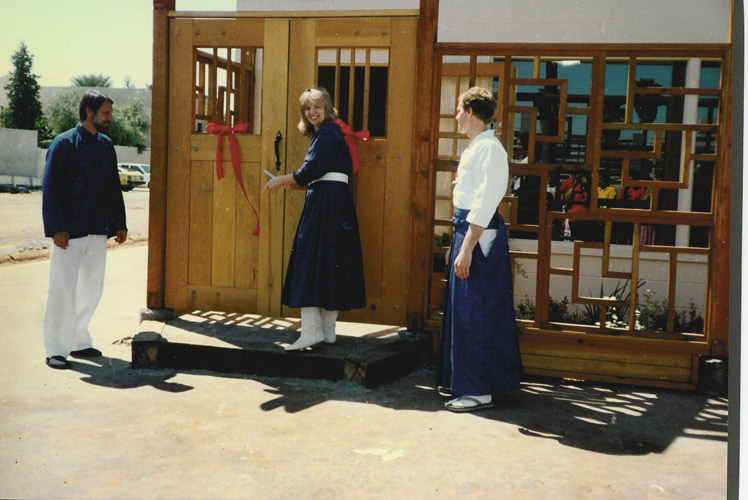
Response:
[264,88,366,350]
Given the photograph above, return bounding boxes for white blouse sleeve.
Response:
[466,140,508,228]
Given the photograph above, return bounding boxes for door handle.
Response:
[274,131,282,171]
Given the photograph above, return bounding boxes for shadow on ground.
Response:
[69,356,193,393]
[251,368,728,456]
[74,349,727,457]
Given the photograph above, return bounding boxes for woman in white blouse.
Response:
[437,87,523,412]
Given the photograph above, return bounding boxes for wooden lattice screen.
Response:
[424,45,731,388]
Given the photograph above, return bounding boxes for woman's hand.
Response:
[263,174,295,194]
[453,249,472,280]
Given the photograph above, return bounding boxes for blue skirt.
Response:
[282,180,366,311]
[437,208,523,395]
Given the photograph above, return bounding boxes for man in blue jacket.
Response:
[42,90,127,369]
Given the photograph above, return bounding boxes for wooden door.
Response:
[163,15,417,325]
[164,18,289,316]
[282,17,418,326]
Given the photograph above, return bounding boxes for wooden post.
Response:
[406,0,439,332]
[146,0,175,310]
[708,46,732,357]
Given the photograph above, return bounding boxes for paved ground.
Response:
[0,244,728,499]
[0,188,149,262]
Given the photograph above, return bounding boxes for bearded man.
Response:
[41,90,127,369]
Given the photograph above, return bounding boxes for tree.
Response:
[108,96,150,153]
[46,90,82,135]
[0,42,47,135]
[46,89,151,152]
[71,74,112,87]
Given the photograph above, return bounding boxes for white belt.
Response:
[310,172,348,184]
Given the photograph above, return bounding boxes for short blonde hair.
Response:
[297,87,338,136]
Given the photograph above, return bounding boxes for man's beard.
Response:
[93,117,110,133]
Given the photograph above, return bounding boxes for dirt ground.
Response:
[0,188,149,263]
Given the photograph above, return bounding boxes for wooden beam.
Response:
[406,0,438,332]
[146,0,175,310]
[708,45,732,356]
[168,10,420,18]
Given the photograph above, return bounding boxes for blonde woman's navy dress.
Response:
[282,123,366,311]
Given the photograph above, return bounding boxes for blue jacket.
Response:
[42,124,127,239]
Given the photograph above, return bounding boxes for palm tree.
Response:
[70,74,112,87]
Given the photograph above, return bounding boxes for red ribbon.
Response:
[206,122,259,236]
[335,119,369,175]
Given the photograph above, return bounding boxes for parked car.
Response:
[118,163,151,187]
[117,166,146,191]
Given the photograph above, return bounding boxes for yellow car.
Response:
[117,166,146,192]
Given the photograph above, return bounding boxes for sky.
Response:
[0,0,236,89]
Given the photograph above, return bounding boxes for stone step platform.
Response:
[132,310,431,388]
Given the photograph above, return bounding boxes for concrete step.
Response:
[132,310,431,388]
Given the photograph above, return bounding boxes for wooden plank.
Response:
[521,353,692,382]
[522,367,695,391]
[520,338,694,368]
[707,46,732,356]
[146,0,175,309]
[169,10,420,19]
[667,253,677,332]
[207,48,217,121]
[441,62,505,77]
[257,18,290,317]
[625,57,637,124]
[282,18,317,319]
[191,134,261,161]
[191,19,264,46]
[187,285,258,313]
[164,18,194,311]
[363,49,371,130]
[629,223,641,330]
[234,162,261,290]
[634,87,721,96]
[434,43,729,58]
[377,16,418,326]
[315,18,392,47]
[405,0,438,331]
[211,151,237,288]
[354,164,386,312]
[602,122,717,131]
[188,160,213,285]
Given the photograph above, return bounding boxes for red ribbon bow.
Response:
[206,122,259,236]
[335,119,369,175]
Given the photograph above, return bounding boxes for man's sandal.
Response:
[445,396,495,413]
[46,356,70,370]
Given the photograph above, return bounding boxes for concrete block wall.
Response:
[114,146,150,165]
[0,128,42,186]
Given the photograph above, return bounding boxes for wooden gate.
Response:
[148,9,418,326]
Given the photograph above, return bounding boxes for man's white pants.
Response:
[43,235,107,357]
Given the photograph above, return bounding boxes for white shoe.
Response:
[285,308,325,351]
[284,330,324,350]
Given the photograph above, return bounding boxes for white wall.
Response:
[115,146,150,166]
[0,128,40,179]
[235,1,730,44]
[438,0,730,44]
[510,239,708,318]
